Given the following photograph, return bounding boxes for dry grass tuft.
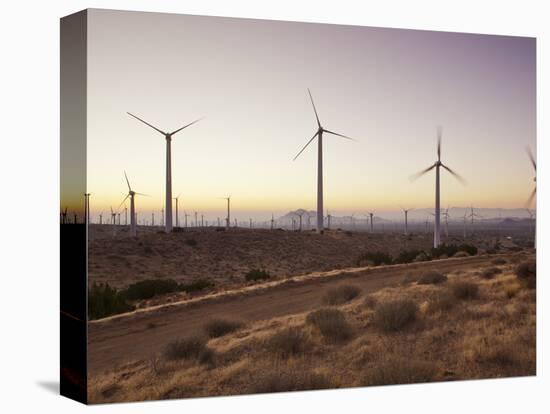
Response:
[427,289,456,313]
[204,318,243,338]
[163,336,214,365]
[371,299,418,332]
[323,284,361,305]
[515,260,536,289]
[417,271,448,285]
[306,308,353,342]
[481,267,502,279]
[491,258,507,265]
[250,362,333,394]
[265,326,310,358]
[451,281,479,300]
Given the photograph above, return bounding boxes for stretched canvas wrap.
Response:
[60,9,537,404]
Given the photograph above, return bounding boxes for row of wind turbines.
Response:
[74,89,536,249]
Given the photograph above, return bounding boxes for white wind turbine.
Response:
[401,207,414,236]
[293,89,355,234]
[173,194,181,228]
[119,171,147,237]
[410,127,465,248]
[127,112,202,233]
[525,146,536,247]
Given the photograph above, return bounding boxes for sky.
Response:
[85,9,536,222]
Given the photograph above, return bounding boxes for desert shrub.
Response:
[185,238,198,247]
[431,244,477,258]
[322,284,361,305]
[363,358,437,386]
[394,249,425,264]
[481,267,502,279]
[204,318,243,338]
[417,271,448,285]
[180,278,214,293]
[427,290,456,313]
[504,283,521,299]
[515,260,536,289]
[266,327,309,358]
[451,281,479,300]
[453,251,469,258]
[163,336,213,364]
[89,282,134,320]
[357,251,393,266]
[251,365,333,394]
[491,258,507,265]
[306,308,353,342]
[245,269,271,282]
[363,294,378,309]
[414,251,430,262]
[122,279,180,301]
[372,299,418,332]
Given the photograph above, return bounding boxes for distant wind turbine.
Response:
[366,211,374,233]
[525,146,536,248]
[119,171,147,237]
[410,127,465,248]
[173,194,181,228]
[401,207,414,236]
[127,112,202,233]
[293,89,355,234]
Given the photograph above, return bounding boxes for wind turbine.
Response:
[61,206,68,224]
[110,207,116,225]
[184,211,189,228]
[442,206,451,238]
[98,211,103,225]
[410,127,465,248]
[271,213,275,230]
[526,146,536,248]
[127,112,202,233]
[293,89,355,234]
[468,206,483,235]
[119,171,147,237]
[462,212,468,240]
[295,210,305,231]
[326,210,332,230]
[366,211,374,233]
[221,196,231,230]
[173,194,181,228]
[84,193,91,225]
[401,207,414,236]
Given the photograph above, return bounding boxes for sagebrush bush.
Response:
[163,336,214,364]
[481,267,502,279]
[306,308,353,342]
[417,271,447,285]
[371,299,418,332]
[180,278,213,293]
[122,279,180,300]
[204,318,243,338]
[515,260,536,289]
[363,358,437,386]
[266,327,309,358]
[322,284,361,305]
[88,282,134,320]
[394,249,425,264]
[451,281,479,300]
[356,251,393,266]
[427,290,456,313]
[245,269,271,282]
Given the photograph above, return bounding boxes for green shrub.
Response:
[122,279,180,301]
[417,271,447,285]
[266,327,309,358]
[204,319,243,338]
[394,249,425,264]
[357,251,393,266]
[371,299,418,332]
[306,308,353,342]
[323,285,361,305]
[245,269,271,282]
[88,282,134,320]
[180,278,213,293]
[451,281,479,300]
[431,244,477,258]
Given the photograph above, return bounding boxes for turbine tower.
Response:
[127,112,201,233]
[222,196,231,230]
[173,194,181,228]
[119,171,147,237]
[410,127,465,248]
[526,146,536,248]
[366,211,374,233]
[401,207,414,236]
[293,89,355,234]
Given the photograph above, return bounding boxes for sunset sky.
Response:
[85,9,536,222]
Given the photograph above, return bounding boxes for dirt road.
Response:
[88,254,498,374]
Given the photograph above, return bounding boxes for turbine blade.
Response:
[307,89,321,128]
[135,192,150,197]
[437,126,442,161]
[117,194,130,210]
[127,112,166,135]
[409,164,436,181]
[525,146,536,171]
[170,118,203,136]
[124,171,132,191]
[526,187,536,206]
[441,164,467,185]
[323,129,355,141]
[293,131,319,161]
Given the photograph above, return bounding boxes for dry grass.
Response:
[481,267,503,279]
[88,253,536,404]
[163,336,214,365]
[371,299,418,332]
[451,281,479,300]
[515,260,536,289]
[306,308,353,342]
[322,284,361,305]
